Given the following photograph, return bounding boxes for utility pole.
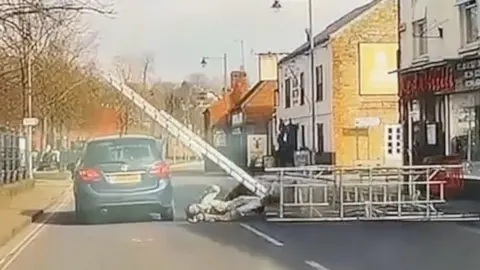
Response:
[26,48,33,180]
[201,54,229,92]
[223,53,228,92]
[307,0,316,158]
[23,14,35,180]
[271,0,316,161]
[235,39,246,71]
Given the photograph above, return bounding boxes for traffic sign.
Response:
[354,117,380,128]
[22,117,39,126]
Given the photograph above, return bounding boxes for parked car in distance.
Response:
[68,134,174,223]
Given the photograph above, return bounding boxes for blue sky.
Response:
[88,0,371,83]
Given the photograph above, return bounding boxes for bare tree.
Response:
[141,52,154,89]
[111,56,136,135]
[0,0,112,136]
[0,0,113,23]
[185,73,211,89]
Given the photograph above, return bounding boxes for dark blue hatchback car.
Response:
[70,135,174,223]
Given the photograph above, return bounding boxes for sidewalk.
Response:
[0,178,70,247]
[169,160,204,172]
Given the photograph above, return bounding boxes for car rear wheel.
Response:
[160,203,175,221]
[75,199,95,224]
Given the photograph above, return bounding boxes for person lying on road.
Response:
[185,184,275,223]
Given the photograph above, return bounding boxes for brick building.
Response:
[203,70,249,171]
[275,0,399,166]
[228,53,278,169]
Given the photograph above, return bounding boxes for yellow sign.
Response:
[109,173,141,184]
[342,128,368,137]
[359,43,398,95]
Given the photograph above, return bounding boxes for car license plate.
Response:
[109,174,141,184]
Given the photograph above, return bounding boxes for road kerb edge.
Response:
[0,186,70,248]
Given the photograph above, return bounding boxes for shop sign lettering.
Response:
[455,57,480,92]
[399,64,454,100]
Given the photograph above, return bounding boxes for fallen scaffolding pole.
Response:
[103,73,268,198]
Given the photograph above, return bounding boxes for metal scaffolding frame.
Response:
[260,165,479,222]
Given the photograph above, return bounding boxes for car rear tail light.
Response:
[78,168,101,182]
[150,161,170,178]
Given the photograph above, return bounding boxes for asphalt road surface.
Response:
[2,173,480,270]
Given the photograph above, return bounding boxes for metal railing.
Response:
[0,131,26,185]
[260,164,479,222]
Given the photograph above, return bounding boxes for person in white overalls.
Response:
[186,184,265,223]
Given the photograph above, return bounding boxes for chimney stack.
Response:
[258,52,279,81]
[230,70,248,93]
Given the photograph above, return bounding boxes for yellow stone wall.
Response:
[331,0,398,166]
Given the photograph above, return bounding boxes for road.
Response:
[1,172,480,270]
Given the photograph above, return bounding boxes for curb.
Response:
[169,161,203,167]
[0,187,70,248]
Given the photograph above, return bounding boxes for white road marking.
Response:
[131,238,153,243]
[239,223,284,247]
[0,188,72,270]
[459,225,480,236]
[305,260,331,270]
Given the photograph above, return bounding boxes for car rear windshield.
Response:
[83,138,162,166]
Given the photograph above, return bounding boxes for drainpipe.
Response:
[396,0,406,165]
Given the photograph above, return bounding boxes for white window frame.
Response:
[299,72,305,106]
[412,19,428,58]
[459,0,479,46]
[292,76,300,106]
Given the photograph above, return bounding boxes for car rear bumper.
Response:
[75,179,173,210]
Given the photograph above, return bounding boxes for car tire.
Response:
[161,204,175,221]
[75,199,94,224]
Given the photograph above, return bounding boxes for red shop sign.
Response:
[399,65,454,100]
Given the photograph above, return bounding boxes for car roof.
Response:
[86,134,158,143]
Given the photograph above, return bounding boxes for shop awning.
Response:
[389,58,454,74]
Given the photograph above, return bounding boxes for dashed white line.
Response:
[239,223,284,246]
[305,260,331,270]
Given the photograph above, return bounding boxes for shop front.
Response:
[399,61,455,165]
[399,56,480,200]
[228,110,270,172]
[450,56,480,178]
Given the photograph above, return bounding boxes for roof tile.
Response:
[204,81,247,126]
[279,0,382,64]
[238,80,277,123]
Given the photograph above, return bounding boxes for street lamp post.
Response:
[26,48,33,180]
[235,39,246,71]
[201,53,228,92]
[272,0,317,160]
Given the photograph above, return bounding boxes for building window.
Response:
[285,78,291,108]
[299,72,305,105]
[413,19,428,57]
[460,0,479,45]
[316,123,324,153]
[300,125,305,148]
[292,74,298,88]
[450,92,480,166]
[315,66,323,101]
